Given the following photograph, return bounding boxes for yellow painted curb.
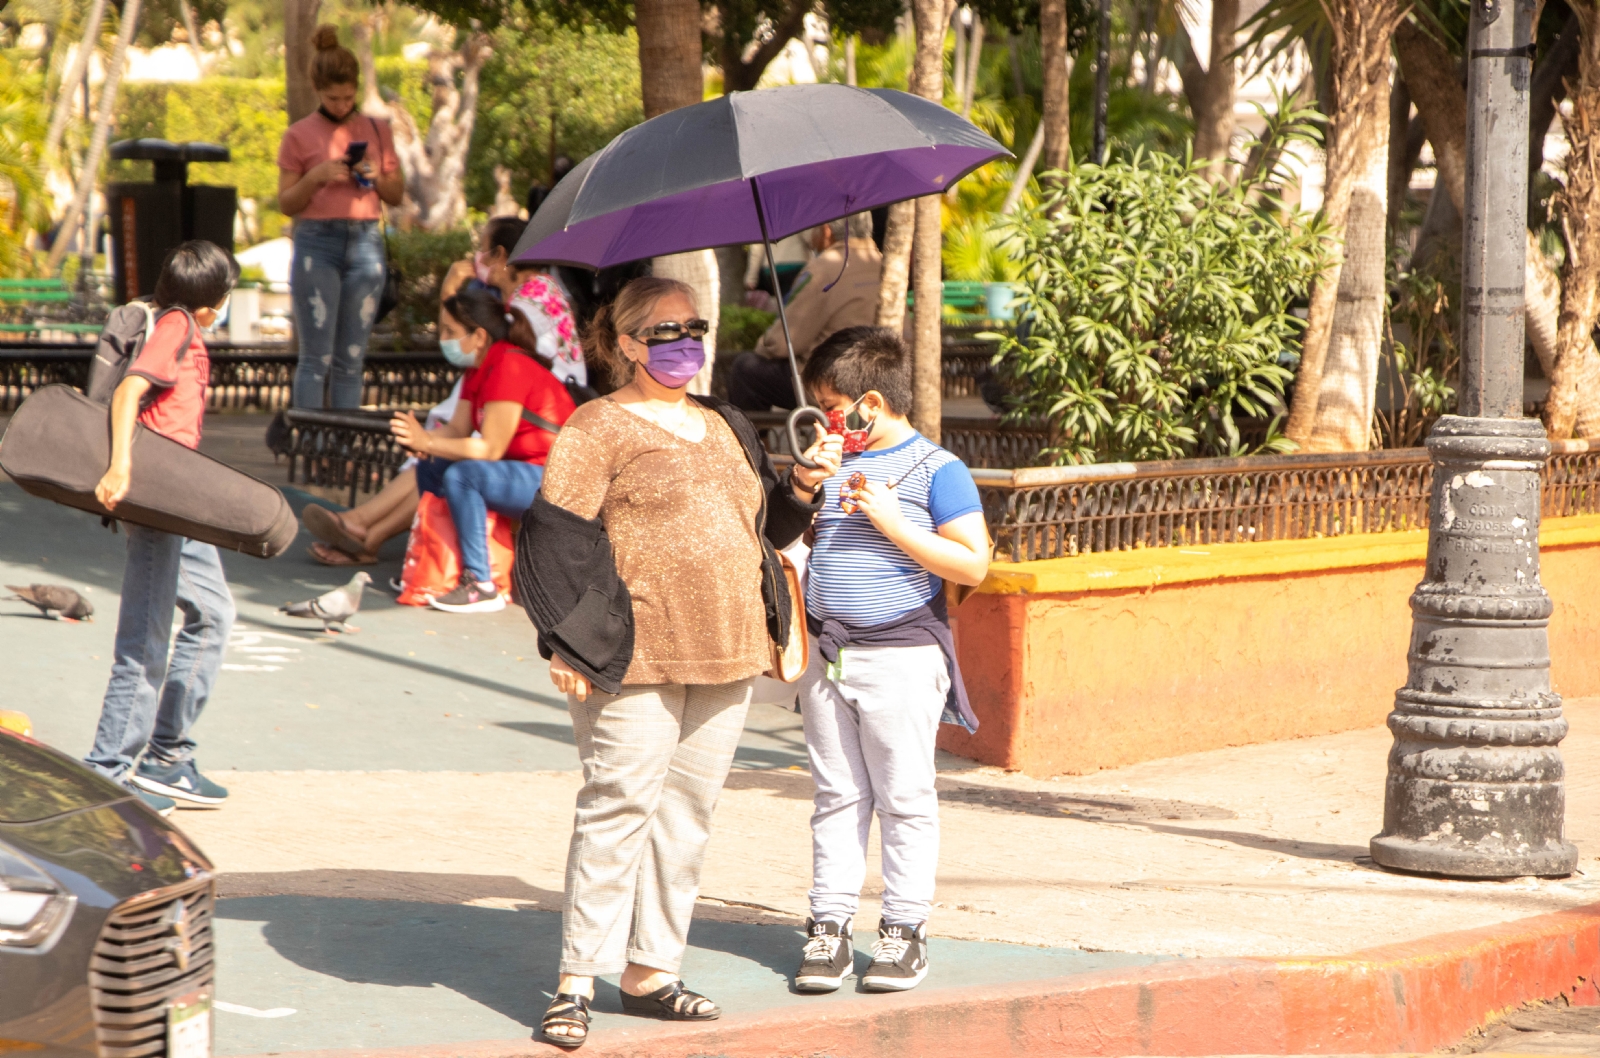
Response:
[980,513,1600,596]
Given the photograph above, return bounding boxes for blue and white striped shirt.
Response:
[806,433,983,628]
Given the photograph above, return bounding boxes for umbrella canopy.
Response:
[511,84,1010,269]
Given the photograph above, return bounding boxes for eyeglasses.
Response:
[634,319,710,344]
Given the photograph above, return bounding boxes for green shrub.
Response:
[992,111,1332,464]
[719,304,775,351]
[470,13,644,211]
[381,228,475,346]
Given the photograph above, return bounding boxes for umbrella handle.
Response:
[787,407,828,470]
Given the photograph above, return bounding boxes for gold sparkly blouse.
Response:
[539,398,771,686]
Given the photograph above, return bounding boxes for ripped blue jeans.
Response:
[291,218,386,409]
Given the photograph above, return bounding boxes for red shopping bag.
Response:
[396,492,517,607]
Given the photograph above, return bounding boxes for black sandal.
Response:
[541,993,591,1049]
[619,979,720,1021]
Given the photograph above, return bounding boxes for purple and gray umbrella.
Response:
[510,83,1010,462]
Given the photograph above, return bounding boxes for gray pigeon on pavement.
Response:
[279,571,371,633]
[7,584,94,621]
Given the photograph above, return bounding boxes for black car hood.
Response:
[0,728,128,823]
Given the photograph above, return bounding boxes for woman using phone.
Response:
[277,24,403,409]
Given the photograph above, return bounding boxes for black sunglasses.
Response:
[635,319,710,344]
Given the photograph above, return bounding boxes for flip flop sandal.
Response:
[308,542,377,567]
[619,980,720,1021]
[541,993,591,1049]
[303,505,371,558]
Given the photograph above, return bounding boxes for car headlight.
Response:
[0,843,75,950]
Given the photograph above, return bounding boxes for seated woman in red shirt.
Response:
[390,286,575,613]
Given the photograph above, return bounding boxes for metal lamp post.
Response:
[1370,0,1578,877]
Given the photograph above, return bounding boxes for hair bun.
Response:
[312,24,342,51]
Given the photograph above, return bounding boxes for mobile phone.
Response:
[344,141,373,188]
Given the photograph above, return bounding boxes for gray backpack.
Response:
[85,300,196,404]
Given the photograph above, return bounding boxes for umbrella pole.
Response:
[751,182,807,409]
[753,181,827,470]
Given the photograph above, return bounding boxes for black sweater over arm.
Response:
[511,396,823,695]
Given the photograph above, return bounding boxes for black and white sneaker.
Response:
[861,919,929,992]
[794,917,854,993]
[426,571,506,614]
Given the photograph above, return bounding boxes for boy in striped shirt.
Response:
[789,328,990,994]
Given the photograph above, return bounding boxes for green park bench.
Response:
[0,321,101,337]
[0,278,73,304]
[906,281,1018,326]
[0,278,100,340]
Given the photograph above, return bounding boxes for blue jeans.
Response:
[86,527,236,781]
[291,218,386,409]
[416,458,545,582]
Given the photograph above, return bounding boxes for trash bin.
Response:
[107,139,235,304]
[985,282,1017,322]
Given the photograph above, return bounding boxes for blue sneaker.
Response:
[132,758,228,807]
[126,782,176,818]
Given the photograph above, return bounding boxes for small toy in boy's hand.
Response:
[839,471,867,514]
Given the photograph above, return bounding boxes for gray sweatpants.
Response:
[561,678,753,976]
[799,642,948,926]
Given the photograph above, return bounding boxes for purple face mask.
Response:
[640,337,705,388]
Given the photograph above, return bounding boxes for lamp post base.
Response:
[1369,416,1576,880]
[1371,833,1577,879]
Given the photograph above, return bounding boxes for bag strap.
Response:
[520,407,562,435]
[152,306,197,363]
[368,114,394,255]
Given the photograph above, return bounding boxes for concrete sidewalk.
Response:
[7,425,1600,1055]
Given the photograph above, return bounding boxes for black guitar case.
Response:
[0,384,297,559]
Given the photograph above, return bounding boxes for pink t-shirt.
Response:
[277,111,399,221]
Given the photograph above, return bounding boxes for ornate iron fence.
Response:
[0,341,454,413]
[744,412,1047,470]
[979,440,1600,563]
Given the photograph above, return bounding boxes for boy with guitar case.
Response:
[65,243,244,814]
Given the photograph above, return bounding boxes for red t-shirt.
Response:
[128,311,208,449]
[459,340,576,464]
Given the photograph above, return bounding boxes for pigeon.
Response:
[279,571,371,634]
[7,584,94,622]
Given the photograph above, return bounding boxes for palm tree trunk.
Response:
[1304,106,1390,450]
[1040,0,1072,171]
[637,0,702,118]
[636,0,717,388]
[909,0,949,441]
[1178,0,1239,179]
[1396,17,1600,436]
[1548,1,1600,438]
[876,200,915,332]
[44,0,108,164]
[284,0,323,125]
[1283,0,1405,447]
[176,0,204,71]
[48,0,141,274]
[963,16,984,119]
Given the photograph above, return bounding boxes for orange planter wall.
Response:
[940,518,1600,776]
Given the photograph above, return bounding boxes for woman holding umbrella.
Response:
[522,276,840,1047]
[510,83,1007,1046]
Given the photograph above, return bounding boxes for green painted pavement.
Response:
[0,482,808,772]
[212,897,1168,1055]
